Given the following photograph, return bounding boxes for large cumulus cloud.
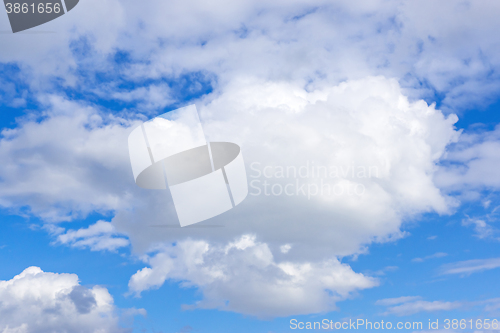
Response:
[113,76,459,259]
[0,75,460,316]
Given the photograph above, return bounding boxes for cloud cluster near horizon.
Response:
[0,267,144,333]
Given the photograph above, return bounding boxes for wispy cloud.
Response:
[461,215,499,241]
[439,258,500,276]
[412,252,448,263]
[436,126,500,193]
[376,296,461,316]
[377,296,500,317]
[375,296,422,306]
[368,266,399,276]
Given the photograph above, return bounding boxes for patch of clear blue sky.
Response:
[456,98,500,131]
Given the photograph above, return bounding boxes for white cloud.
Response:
[129,234,378,318]
[369,265,399,277]
[0,266,143,333]
[0,77,462,316]
[376,296,422,306]
[54,220,130,252]
[111,77,460,263]
[378,296,500,319]
[440,258,500,276]
[482,298,500,312]
[0,96,137,221]
[376,296,461,316]
[2,0,500,113]
[436,125,500,192]
[105,84,174,111]
[0,77,460,259]
[430,124,500,227]
[280,244,292,254]
[1,0,500,321]
[462,216,498,240]
[437,127,500,233]
[412,252,448,263]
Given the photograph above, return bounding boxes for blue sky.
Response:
[1,1,500,332]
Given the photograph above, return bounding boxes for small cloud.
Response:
[376,296,461,316]
[412,252,448,263]
[427,235,437,240]
[54,221,130,252]
[482,298,500,312]
[371,266,399,276]
[280,244,292,254]
[462,216,498,240]
[180,325,193,333]
[376,296,422,306]
[439,257,500,276]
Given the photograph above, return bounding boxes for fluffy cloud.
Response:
[2,1,500,113]
[0,95,137,221]
[113,76,459,260]
[53,220,130,252]
[0,77,459,257]
[436,125,500,192]
[129,234,377,317]
[0,266,141,333]
[434,125,500,238]
[2,0,500,322]
[0,75,461,316]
